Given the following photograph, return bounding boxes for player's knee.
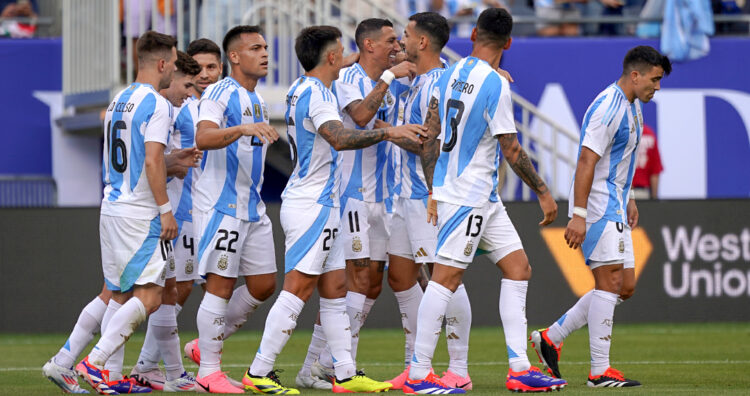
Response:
[250,279,276,301]
[620,285,635,301]
[367,283,382,300]
[161,284,178,305]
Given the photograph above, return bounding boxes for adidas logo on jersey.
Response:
[243,107,252,116]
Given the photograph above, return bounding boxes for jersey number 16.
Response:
[107,120,128,173]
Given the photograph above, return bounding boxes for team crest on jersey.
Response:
[254,103,261,118]
[185,259,194,274]
[467,59,475,65]
[169,256,175,271]
[618,238,625,253]
[218,254,229,270]
[464,241,473,256]
[160,267,167,280]
[352,236,363,253]
[262,104,269,121]
[382,91,394,108]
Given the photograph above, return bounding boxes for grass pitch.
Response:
[3,323,749,395]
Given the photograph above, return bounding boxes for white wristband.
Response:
[629,189,635,199]
[380,69,395,86]
[573,206,587,219]
[158,202,172,215]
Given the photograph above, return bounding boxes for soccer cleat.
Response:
[163,371,197,392]
[43,358,91,394]
[385,366,409,390]
[332,371,393,393]
[75,357,117,395]
[105,377,152,393]
[195,370,244,394]
[505,366,567,392]
[310,360,335,384]
[530,328,563,378]
[184,339,200,365]
[243,369,300,394]
[295,372,333,390]
[587,367,641,388]
[440,370,473,391]
[403,371,466,394]
[129,365,165,390]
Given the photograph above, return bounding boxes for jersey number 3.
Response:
[442,99,464,152]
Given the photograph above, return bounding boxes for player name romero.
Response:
[451,79,475,94]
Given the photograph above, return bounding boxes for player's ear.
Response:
[503,37,512,50]
[419,35,428,51]
[227,50,238,65]
[470,27,477,43]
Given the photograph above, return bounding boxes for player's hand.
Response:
[374,119,392,129]
[387,124,428,144]
[388,61,416,79]
[343,52,360,67]
[172,166,188,179]
[241,123,279,144]
[537,191,557,226]
[496,67,514,83]
[160,211,178,240]
[172,147,203,168]
[426,195,438,226]
[627,198,639,228]
[564,215,586,249]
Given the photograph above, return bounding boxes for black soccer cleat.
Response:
[530,328,563,379]
[587,367,641,388]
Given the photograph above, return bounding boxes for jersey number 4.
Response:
[107,120,128,173]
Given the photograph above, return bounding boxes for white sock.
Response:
[196,292,229,378]
[135,314,161,372]
[446,284,471,377]
[224,286,264,339]
[320,297,356,380]
[299,324,326,377]
[547,289,593,346]
[350,297,375,362]
[499,279,530,372]
[175,303,183,317]
[103,300,125,378]
[149,304,184,380]
[318,346,333,370]
[588,289,618,376]
[249,291,305,377]
[54,296,107,368]
[345,291,366,364]
[409,281,453,380]
[89,298,146,367]
[394,283,423,368]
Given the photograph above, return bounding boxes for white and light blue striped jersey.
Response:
[166,97,200,223]
[101,83,173,220]
[193,77,269,222]
[568,82,643,224]
[281,76,343,208]
[333,63,405,203]
[431,57,516,207]
[398,67,445,200]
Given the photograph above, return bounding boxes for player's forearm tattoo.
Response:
[364,82,389,112]
[389,135,422,154]
[349,258,369,268]
[223,129,241,142]
[319,120,387,151]
[499,134,549,195]
[419,98,442,190]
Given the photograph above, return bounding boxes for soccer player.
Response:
[191,25,280,393]
[530,45,670,388]
[74,30,181,395]
[242,24,426,395]
[406,8,567,393]
[128,50,202,392]
[384,12,474,391]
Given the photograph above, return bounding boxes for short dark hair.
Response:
[295,26,342,72]
[186,38,222,60]
[622,45,672,76]
[175,51,201,76]
[222,25,263,54]
[354,18,393,50]
[136,30,177,63]
[475,8,513,47]
[409,12,450,51]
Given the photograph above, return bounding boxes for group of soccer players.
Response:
[42,5,671,395]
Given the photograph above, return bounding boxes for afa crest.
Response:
[464,241,473,256]
[185,259,194,275]
[169,256,175,271]
[218,254,229,271]
[352,236,363,253]
[254,103,261,118]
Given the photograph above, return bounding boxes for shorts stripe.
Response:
[436,205,472,254]
[120,216,161,292]
[285,205,331,273]
[104,278,120,292]
[197,210,224,263]
[582,218,608,264]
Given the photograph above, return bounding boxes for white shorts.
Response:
[281,203,346,275]
[194,209,277,278]
[339,199,389,262]
[389,197,437,264]
[100,214,168,292]
[435,201,523,269]
[582,219,635,270]
[168,220,200,282]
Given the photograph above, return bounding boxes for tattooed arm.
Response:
[373,119,422,155]
[343,81,390,128]
[419,97,442,191]
[317,120,424,151]
[196,120,279,150]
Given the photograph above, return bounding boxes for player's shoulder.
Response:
[338,63,366,85]
[202,77,241,102]
[590,83,627,125]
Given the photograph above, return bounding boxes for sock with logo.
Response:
[54,296,107,368]
[394,283,423,367]
[320,297,356,380]
[89,298,146,368]
[350,297,375,362]
[547,289,594,346]
[249,291,305,377]
[499,279,531,372]
[150,304,183,381]
[101,299,125,377]
[588,289,618,376]
[135,312,161,373]
[409,281,453,381]
[196,292,228,378]
[345,291,366,363]
[224,286,265,339]
[299,323,327,377]
[446,284,471,377]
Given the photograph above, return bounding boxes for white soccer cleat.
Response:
[43,358,91,394]
[164,371,197,392]
[310,360,335,384]
[129,365,166,390]
[295,372,333,390]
